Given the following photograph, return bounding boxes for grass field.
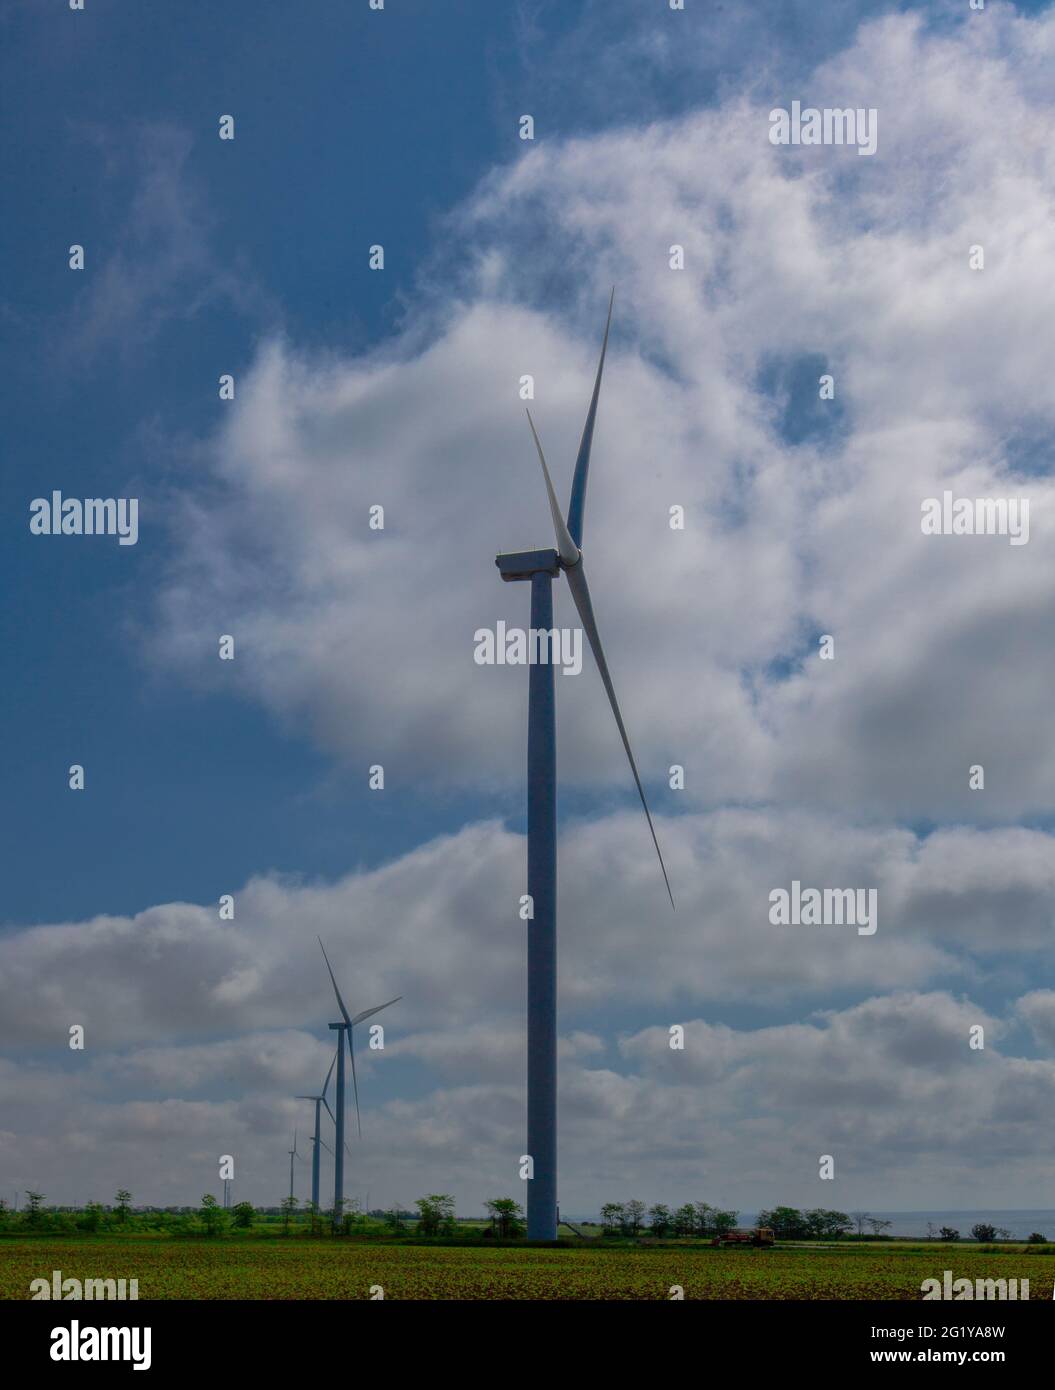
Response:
[4,1238,1055,1300]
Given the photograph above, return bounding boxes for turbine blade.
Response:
[322,1096,336,1126]
[564,560,674,909]
[348,1032,362,1138]
[322,1048,337,1098]
[350,996,401,1027]
[526,410,578,567]
[318,937,352,1026]
[319,1139,334,1157]
[567,288,614,548]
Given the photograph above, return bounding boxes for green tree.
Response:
[384,1206,405,1234]
[971,1223,997,1243]
[1027,1232,1047,1244]
[199,1193,227,1237]
[231,1202,255,1230]
[805,1209,852,1238]
[711,1209,739,1236]
[623,1199,646,1236]
[414,1194,456,1237]
[600,1202,625,1235]
[341,1201,365,1236]
[757,1207,808,1240]
[648,1203,672,1238]
[114,1190,132,1225]
[484,1198,525,1239]
[281,1195,299,1234]
[23,1191,45,1229]
[673,1203,697,1237]
[939,1227,959,1242]
[692,1202,714,1236]
[78,1201,105,1233]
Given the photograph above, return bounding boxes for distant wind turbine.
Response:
[287,1128,306,1205]
[318,937,400,1229]
[495,291,674,1240]
[295,1048,338,1214]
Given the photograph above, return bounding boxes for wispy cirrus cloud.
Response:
[59,122,272,363]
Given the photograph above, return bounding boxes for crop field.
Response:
[4,1239,1055,1300]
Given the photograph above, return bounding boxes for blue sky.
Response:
[2,1,536,922]
[3,0,1055,1215]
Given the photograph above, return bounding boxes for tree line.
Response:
[597,1203,1049,1243]
[600,1201,738,1237]
[0,1190,261,1237]
[0,1189,527,1240]
[4,1192,1045,1244]
[598,1203,857,1238]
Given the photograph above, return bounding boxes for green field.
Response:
[4,1238,1054,1300]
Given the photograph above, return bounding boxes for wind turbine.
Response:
[317,937,400,1229]
[495,291,674,1240]
[287,1128,306,1205]
[295,1048,338,1214]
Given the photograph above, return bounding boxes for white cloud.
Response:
[9,808,1024,1053]
[1016,990,1055,1050]
[150,9,1055,825]
[3,989,1052,1212]
[2,805,1054,1205]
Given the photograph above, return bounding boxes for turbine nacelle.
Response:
[496,548,561,583]
[318,938,401,1137]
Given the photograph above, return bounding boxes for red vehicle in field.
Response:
[711,1227,774,1247]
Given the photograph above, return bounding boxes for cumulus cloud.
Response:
[1016,990,1055,1050]
[12,807,1042,1054]
[3,989,1052,1210]
[3,804,1055,1203]
[149,9,1055,825]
